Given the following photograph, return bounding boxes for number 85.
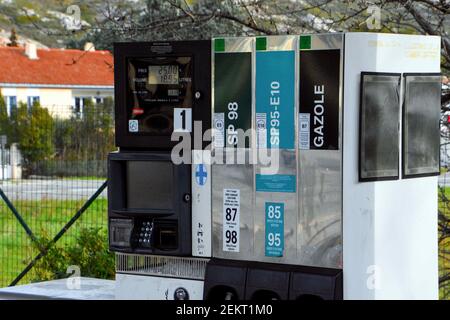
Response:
[267,205,281,219]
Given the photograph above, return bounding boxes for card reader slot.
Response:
[153,220,178,250]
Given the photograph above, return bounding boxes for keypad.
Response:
[137,221,153,246]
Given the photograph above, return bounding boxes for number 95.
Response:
[267,233,281,247]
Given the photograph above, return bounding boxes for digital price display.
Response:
[148,65,179,85]
[126,57,192,135]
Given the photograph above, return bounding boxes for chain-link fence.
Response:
[0,99,115,287]
[439,79,450,299]
[439,151,450,300]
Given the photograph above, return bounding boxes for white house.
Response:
[0,42,114,118]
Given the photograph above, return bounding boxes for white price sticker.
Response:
[222,188,240,252]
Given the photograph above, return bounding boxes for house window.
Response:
[74,97,82,114]
[74,97,92,117]
[4,96,17,117]
[95,97,104,104]
[27,96,40,109]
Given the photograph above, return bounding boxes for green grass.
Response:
[0,198,107,287]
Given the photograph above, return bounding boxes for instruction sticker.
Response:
[255,174,296,193]
[128,119,138,132]
[265,202,284,257]
[213,113,225,148]
[299,113,310,150]
[256,113,267,148]
[223,189,240,252]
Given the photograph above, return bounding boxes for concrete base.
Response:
[0,277,115,300]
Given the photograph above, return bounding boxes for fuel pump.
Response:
[109,33,441,300]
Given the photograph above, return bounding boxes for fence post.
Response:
[10,143,21,180]
[0,135,6,180]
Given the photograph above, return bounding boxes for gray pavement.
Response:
[0,178,107,201]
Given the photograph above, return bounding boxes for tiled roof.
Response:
[0,46,113,87]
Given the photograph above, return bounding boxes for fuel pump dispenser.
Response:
[205,34,343,301]
[109,40,211,299]
[109,33,441,300]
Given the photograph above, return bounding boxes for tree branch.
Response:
[397,0,450,64]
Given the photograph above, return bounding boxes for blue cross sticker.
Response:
[195,164,207,186]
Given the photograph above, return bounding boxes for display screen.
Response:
[148,65,179,85]
[403,74,441,177]
[126,161,173,210]
[126,56,192,134]
[360,73,401,181]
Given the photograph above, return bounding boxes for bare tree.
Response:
[91,1,449,74]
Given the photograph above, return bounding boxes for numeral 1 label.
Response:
[265,202,284,257]
[223,189,240,252]
[174,108,192,132]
